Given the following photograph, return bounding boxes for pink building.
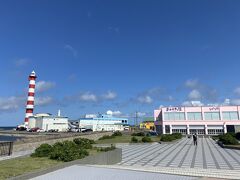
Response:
[154,106,240,135]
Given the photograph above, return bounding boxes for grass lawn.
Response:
[88,148,99,155]
[0,148,99,180]
[96,134,160,144]
[0,157,62,180]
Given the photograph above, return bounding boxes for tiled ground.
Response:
[117,137,240,170]
[32,165,196,180]
[111,137,240,179]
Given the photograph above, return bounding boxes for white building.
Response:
[28,112,69,132]
[79,113,128,132]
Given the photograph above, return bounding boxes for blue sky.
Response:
[1,0,240,126]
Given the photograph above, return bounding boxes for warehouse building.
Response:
[154,105,240,135]
[79,113,128,132]
[28,111,69,132]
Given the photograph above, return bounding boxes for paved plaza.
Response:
[32,165,196,180]
[118,137,240,169]
[112,137,240,179]
[30,137,240,179]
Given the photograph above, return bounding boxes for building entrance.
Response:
[190,129,205,135]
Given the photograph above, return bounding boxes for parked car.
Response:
[16,126,27,131]
[79,128,86,132]
[69,128,80,132]
[36,129,45,132]
[28,127,40,132]
[48,129,59,132]
[81,129,93,133]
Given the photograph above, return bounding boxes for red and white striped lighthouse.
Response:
[24,71,37,126]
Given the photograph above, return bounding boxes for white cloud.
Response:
[137,95,153,104]
[0,95,54,112]
[108,26,120,33]
[14,58,30,67]
[168,96,174,101]
[102,91,117,100]
[35,81,56,93]
[182,101,192,106]
[222,98,230,105]
[234,87,240,96]
[231,99,240,105]
[0,96,25,112]
[64,44,78,57]
[185,79,199,89]
[106,110,122,116]
[79,92,97,102]
[137,112,147,117]
[64,90,118,104]
[135,87,173,105]
[188,89,202,100]
[182,101,204,107]
[184,79,218,103]
[159,105,164,108]
[35,97,53,106]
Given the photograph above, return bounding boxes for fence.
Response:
[0,141,13,156]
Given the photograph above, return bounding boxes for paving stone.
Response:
[117,137,240,179]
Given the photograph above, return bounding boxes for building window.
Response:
[222,111,239,120]
[208,129,223,135]
[164,112,185,120]
[204,112,220,120]
[172,129,187,134]
[187,112,202,120]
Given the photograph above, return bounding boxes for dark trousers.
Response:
[193,140,197,146]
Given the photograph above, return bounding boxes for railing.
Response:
[0,141,13,156]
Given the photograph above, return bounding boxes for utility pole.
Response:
[135,111,138,128]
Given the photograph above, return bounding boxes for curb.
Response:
[217,141,240,150]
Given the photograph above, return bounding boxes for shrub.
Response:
[112,131,122,137]
[97,144,116,152]
[172,133,182,139]
[31,144,53,157]
[73,138,95,149]
[219,133,239,145]
[98,135,113,140]
[49,141,89,162]
[146,133,150,137]
[160,133,183,142]
[131,136,138,143]
[227,132,236,138]
[160,134,175,142]
[131,132,145,136]
[142,136,152,143]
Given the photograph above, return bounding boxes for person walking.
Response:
[193,133,197,146]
